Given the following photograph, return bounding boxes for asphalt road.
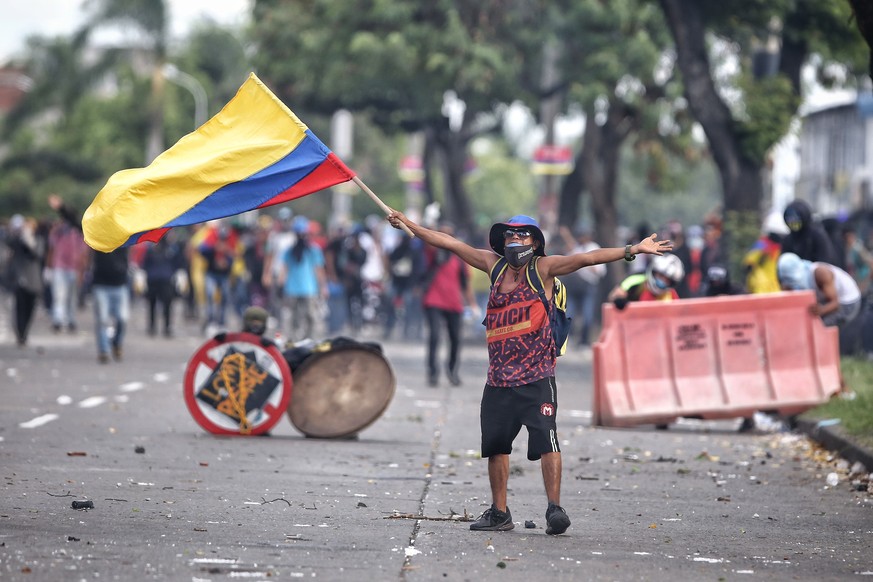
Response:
[1,299,871,581]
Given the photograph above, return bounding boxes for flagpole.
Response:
[352,176,415,237]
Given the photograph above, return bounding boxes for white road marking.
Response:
[566,409,592,418]
[78,396,107,408]
[119,382,145,393]
[19,414,59,428]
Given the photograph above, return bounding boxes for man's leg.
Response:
[488,454,510,511]
[540,451,562,505]
[445,310,462,385]
[542,451,571,534]
[424,307,440,385]
[92,286,111,362]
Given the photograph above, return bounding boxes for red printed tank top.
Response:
[485,268,556,386]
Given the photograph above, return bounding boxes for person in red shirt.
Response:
[421,222,476,387]
[386,209,671,536]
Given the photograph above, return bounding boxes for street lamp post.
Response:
[162,64,208,130]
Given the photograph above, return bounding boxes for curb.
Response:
[795,418,873,472]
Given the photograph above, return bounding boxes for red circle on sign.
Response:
[183,332,292,436]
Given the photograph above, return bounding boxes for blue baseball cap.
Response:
[489,215,546,256]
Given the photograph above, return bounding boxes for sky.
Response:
[1,0,251,62]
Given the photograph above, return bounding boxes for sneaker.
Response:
[98,353,110,364]
[447,368,462,387]
[112,346,123,362]
[470,504,514,531]
[545,503,571,535]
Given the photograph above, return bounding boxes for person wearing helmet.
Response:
[608,253,685,309]
[386,208,672,537]
[777,252,861,328]
[701,264,745,297]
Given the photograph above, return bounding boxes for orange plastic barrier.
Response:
[592,291,841,427]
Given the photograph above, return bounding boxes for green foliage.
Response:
[464,139,537,225]
[251,0,530,126]
[734,75,800,164]
[801,357,873,451]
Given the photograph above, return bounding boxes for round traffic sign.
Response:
[183,333,292,435]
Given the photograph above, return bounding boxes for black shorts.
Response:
[480,376,559,461]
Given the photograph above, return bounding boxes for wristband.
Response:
[624,244,636,262]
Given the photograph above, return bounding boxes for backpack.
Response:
[489,256,571,356]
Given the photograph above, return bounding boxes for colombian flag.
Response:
[83,73,355,252]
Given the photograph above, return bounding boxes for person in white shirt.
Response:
[777,252,861,328]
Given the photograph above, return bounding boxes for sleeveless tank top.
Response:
[485,268,555,386]
[811,262,861,305]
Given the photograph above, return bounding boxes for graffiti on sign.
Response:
[183,333,292,436]
[195,348,279,433]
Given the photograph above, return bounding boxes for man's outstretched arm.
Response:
[387,210,496,273]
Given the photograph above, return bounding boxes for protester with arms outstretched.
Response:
[386,210,672,535]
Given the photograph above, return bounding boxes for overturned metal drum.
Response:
[287,345,395,438]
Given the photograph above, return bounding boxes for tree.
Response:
[525,0,693,288]
[80,0,170,162]
[658,0,866,272]
[250,0,539,232]
[0,33,146,215]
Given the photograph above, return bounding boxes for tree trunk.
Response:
[582,103,629,291]
[659,0,763,212]
[432,124,474,234]
[557,156,585,230]
[421,126,438,208]
[659,0,764,272]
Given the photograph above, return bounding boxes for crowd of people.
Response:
[3,198,873,365]
[0,199,482,375]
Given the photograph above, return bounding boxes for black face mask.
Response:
[504,243,534,268]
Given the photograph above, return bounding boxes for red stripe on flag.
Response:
[257,153,355,209]
[137,227,171,245]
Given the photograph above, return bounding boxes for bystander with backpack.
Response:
[385,209,672,538]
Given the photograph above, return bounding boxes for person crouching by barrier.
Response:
[608,253,685,310]
[777,252,861,329]
[777,252,861,398]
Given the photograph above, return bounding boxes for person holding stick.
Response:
[386,209,672,535]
